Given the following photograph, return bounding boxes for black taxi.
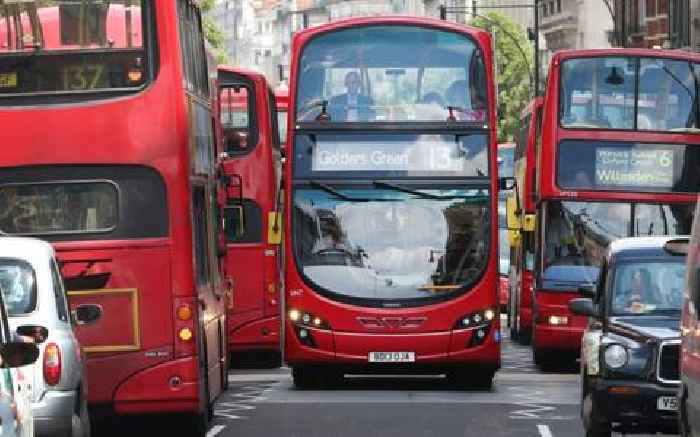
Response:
[570,236,688,436]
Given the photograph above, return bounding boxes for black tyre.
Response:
[70,394,90,437]
[449,368,494,391]
[680,385,693,437]
[582,391,611,437]
[292,365,321,390]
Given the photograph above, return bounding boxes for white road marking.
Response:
[206,425,226,437]
[537,424,553,437]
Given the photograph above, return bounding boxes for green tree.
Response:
[470,12,534,143]
[200,0,228,64]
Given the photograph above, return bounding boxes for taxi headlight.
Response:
[604,344,628,369]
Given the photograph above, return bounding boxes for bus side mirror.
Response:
[577,284,596,298]
[569,298,598,318]
[268,212,282,245]
[522,214,536,232]
[0,342,39,368]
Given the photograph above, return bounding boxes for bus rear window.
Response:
[0,259,37,315]
[0,0,148,95]
[296,25,488,124]
[0,182,117,235]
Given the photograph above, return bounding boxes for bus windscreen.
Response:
[560,56,700,132]
[0,0,147,95]
[296,25,488,123]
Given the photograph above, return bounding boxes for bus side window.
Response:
[220,84,258,154]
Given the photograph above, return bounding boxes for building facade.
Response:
[611,0,700,51]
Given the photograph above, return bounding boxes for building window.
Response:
[557,0,561,13]
[670,0,691,48]
[550,1,555,15]
[542,3,547,16]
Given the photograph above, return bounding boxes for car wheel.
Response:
[582,391,611,437]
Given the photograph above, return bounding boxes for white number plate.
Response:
[657,396,678,411]
[368,352,415,363]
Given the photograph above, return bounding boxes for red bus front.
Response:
[218,66,282,363]
[284,17,500,389]
[0,1,227,432]
[532,49,700,366]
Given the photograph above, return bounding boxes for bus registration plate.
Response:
[368,352,415,363]
[657,396,678,411]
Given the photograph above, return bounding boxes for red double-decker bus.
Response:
[284,17,501,389]
[506,97,543,344]
[218,66,283,366]
[0,1,228,433]
[525,49,699,368]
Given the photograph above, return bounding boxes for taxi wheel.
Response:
[70,395,91,437]
[582,392,611,437]
[680,386,693,437]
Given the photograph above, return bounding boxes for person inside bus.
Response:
[637,65,694,130]
[328,71,375,122]
[544,201,580,268]
[445,80,486,122]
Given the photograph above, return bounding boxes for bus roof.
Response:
[551,48,700,64]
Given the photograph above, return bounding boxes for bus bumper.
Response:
[228,315,280,353]
[113,357,200,415]
[286,324,501,368]
[533,324,585,351]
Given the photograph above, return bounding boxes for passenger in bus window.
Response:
[445,80,486,122]
[329,71,375,122]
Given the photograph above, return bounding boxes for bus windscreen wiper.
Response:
[372,181,443,200]
[309,180,368,202]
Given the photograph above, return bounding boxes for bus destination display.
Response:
[595,148,674,188]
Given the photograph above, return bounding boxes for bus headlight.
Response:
[454,308,496,329]
[604,344,628,369]
[548,315,569,326]
[288,309,330,330]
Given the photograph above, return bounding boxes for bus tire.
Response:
[292,366,320,390]
[449,368,494,391]
[517,328,531,346]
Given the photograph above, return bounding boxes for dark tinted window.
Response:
[0,165,167,241]
[192,186,209,285]
[558,140,700,193]
[220,84,257,154]
[177,0,208,98]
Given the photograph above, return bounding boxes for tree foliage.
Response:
[470,12,533,143]
[199,0,228,64]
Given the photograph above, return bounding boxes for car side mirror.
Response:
[569,298,598,317]
[499,177,515,191]
[16,325,49,344]
[578,284,596,298]
[73,304,103,325]
[0,342,39,368]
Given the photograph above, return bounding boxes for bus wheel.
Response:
[449,368,494,391]
[292,366,321,390]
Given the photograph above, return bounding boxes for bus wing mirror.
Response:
[499,177,515,191]
[522,214,536,232]
[569,298,598,318]
[507,229,521,248]
[506,196,521,230]
[268,212,282,245]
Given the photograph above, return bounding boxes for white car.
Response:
[0,238,100,437]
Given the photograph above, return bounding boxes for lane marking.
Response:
[206,425,226,437]
[537,424,553,437]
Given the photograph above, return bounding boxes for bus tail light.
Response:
[43,343,61,386]
[174,298,197,358]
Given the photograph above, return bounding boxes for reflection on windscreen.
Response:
[293,188,490,303]
[612,261,685,315]
[0,259,37,315]
[297,25,488,123]
[0,183,118,235]
[560,57,700,131]
[0,1,146,94]
[542,201,694,290]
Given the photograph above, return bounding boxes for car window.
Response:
[611,260,685,315]
[0,258,37,315]
[51,259,69,322]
